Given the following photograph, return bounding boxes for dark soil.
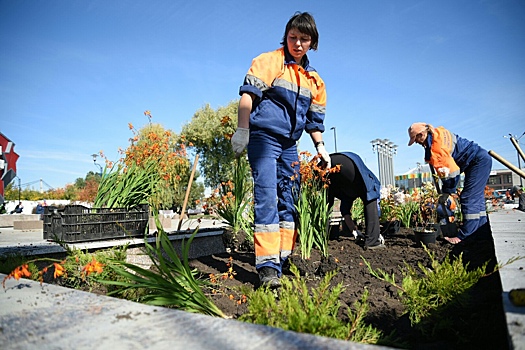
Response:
[189,222,509,349]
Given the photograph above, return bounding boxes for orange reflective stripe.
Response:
[280,227,297,251]
[254,231,281,257]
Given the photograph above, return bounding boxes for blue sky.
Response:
[1,0,524,191]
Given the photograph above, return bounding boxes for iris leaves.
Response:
[98,211,225,318]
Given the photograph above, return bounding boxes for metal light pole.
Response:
[91,154,103,176]
[416,162,422,188]
[504,132,525,187]
[330,127,337,153]
[371,138,398,187]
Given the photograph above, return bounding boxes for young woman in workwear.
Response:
[231,12,330,287]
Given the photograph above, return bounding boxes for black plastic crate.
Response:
[43,204,149,243]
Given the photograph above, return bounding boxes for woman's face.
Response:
[414,130,428,146]
[286,28,311,63]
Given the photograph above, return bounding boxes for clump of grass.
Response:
[363,245,489,337]
[240,264,381,344]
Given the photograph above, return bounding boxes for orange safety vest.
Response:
[428,126,461,180]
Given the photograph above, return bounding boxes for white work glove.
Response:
[316,142,331,169]
[231,127,249,157]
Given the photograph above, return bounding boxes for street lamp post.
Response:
[504,132,525,187]
[416,162,422,188]
[91,154,103,176]
[371,138,398,187]
[330,127,337,153]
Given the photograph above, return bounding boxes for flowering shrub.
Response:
[293,151,340,258]
[95,111,192,211]
[2,249,113,292]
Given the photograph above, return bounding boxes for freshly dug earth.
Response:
[189,223,509,349]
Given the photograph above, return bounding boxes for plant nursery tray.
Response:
[43,204,149,243]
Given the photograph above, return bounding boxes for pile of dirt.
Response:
[189,223,509,349]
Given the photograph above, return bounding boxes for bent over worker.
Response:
[231,12,330,288]
[327,152,385,250]
[408,122,492,244]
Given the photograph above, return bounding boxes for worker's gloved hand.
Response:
[316,142,331,169]
[438,193,450,205]
[231,128,249,157]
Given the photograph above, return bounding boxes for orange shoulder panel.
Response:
[430,127,460,178]
[246,49,284,88]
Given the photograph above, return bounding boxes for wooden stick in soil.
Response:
[178,154,199,231]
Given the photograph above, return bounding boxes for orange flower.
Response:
[82,257,104,276]
[220,115,231,125]
[53,263,65,278]
[2,264,32,288]
[14,264,32,280]
[128,122,134,130]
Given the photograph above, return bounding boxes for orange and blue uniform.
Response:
[239,47,326,273]
[425,126,491,240]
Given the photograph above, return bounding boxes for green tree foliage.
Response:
[178,102,238,189]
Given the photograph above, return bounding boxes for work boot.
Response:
[366,243,386,250]
[258,266,281,289]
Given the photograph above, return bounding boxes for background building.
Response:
[395,164,523,193]
[487,168,523,191]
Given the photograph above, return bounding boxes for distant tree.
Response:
[178,101,239,189]
[76,178,100,202]
[3,171,101,203]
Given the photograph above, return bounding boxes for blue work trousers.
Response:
[248,131,300,272]
[458,148,492,240]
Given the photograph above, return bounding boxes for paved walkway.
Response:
[490,205,525,350]
[0,209,524,349]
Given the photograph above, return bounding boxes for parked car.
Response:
[493,190,506,200]
[187,208,204,215]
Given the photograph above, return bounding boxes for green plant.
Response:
[94,160,161,209]
[2,246,112,291]
[240,264,381,344]
[397,200,420,228]
[363,246,495,337]
[351,197,365,226]
[418,181,439,225]
[294,152,332,258]
[214,157,253,240]
[379,193,400,223]
[59,246,130,295]
[97,210,225,318]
